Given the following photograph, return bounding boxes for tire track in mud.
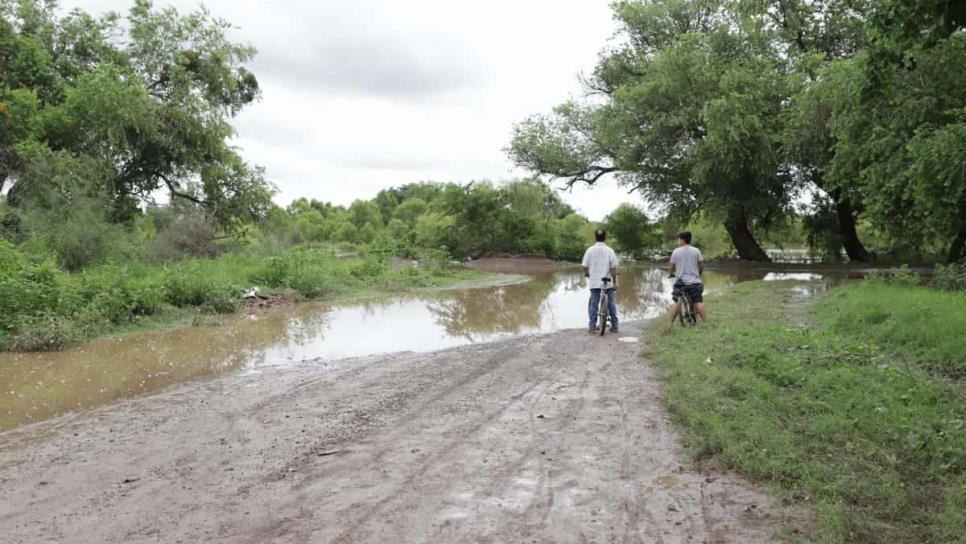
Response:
[249,338,558,543]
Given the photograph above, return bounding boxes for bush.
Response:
[200,291,241,314]
[6,314,75,351]
[934,263,966,291]
[0,255,65,334]
[162,264,237,309]
[145,210,222,262]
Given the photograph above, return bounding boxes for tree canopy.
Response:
[0,0,272,228]
[509,0,966,262]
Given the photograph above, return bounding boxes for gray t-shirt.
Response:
[670,245,704,285]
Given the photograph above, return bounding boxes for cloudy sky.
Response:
[73,0,639,220]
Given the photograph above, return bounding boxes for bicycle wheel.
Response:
[678,294,690,327]
[599,292,609,336]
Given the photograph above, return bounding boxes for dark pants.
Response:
[589,288,618,330]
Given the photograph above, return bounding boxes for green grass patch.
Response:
[816,281,966,377]
[645,280,966,543]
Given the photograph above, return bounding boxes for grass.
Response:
[645,280,966,543]
[0,243,486,351]
[816,281,966,377]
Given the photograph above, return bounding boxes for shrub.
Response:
[201,291,241,314]
[0,256,65,334]
[146,211,222,262]
[6,314,75,351]
[162,265,235,307]
[934,263,966,291]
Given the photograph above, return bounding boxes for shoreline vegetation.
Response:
[0,243,493,352]
[645,279,966,543]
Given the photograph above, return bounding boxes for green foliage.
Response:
[646,280,966,542]
[0,0,272,228]
[0,238,481,351]
[603,204,659,258]
[508,0,966,263]
[510,1,793,261]
[933,263,966,291]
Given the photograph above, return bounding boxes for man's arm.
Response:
[697,249,704,275]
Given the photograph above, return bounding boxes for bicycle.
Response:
[671,277,698,327]
[597,277,613,335]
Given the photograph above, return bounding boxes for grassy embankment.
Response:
[646,279,966,543]
[0,242,485,352]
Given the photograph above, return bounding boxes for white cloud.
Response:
[71,0,640,220]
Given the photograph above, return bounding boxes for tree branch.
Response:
[158,173,208,205]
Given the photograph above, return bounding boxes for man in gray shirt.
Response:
[668,231,708,324]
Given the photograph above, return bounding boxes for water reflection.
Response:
[0,266,820,431]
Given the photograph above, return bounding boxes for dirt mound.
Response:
[466,254,574,274]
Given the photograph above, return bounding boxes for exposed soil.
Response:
[465,255,574,274]
[0,325,792,543]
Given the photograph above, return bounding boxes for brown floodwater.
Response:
[0,266,852,432]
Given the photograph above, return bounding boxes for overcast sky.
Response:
[73,0,639,220]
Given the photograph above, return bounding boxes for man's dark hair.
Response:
[678,231,692,244]
[595,229,606,242]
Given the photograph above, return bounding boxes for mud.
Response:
[464,256,574,274]
[0,326,793,543]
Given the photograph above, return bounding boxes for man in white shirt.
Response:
[582,229,619,333]
[668,231,708,324]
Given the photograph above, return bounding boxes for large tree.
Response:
[748,0,872,261]
[823,0,966,261]
[0,0,271,226]
[509,0,794,261]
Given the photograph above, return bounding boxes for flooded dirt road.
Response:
[0,264,842,432]
[0,325,791,543]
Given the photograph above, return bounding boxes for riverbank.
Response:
[645,280,966,542]
[0,244,490,352]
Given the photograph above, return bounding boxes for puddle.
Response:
[0,266,854,431]
[618,337,640,343]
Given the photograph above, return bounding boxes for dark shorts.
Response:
[672,282,704,303]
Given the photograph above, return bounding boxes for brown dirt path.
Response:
[0,325,791,543]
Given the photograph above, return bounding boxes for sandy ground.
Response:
[464,256,574,274]
[0,325,792,543]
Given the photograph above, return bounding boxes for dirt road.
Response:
[0,325,790,543]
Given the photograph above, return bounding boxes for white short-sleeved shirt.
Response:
[582,242,619,290]
[670,245,704,285]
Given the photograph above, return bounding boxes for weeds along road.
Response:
[0,325,790,543]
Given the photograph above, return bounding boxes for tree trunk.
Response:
[834,197,869,262]
[950,229,966,263]
[724,208,771,261]
[950,199,966,263]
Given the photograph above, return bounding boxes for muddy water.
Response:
[0,266,833,431]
